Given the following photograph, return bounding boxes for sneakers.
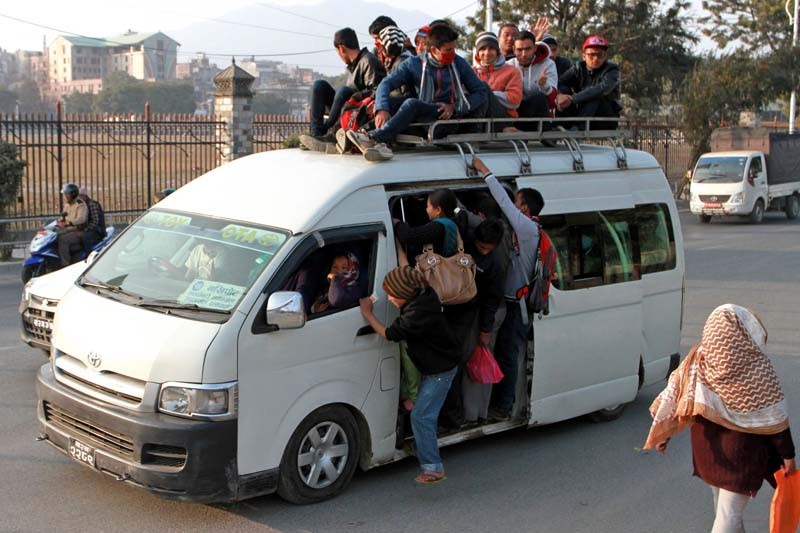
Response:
[299,133,337,154]
[488,407,511,422]
[346,130,393,161]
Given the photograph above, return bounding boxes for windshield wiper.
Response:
[79,278,139,299]
[135,299,231,315]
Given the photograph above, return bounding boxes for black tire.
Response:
[750,199,765,224]
[785,195,799,220]
[277,405,360,504]
[587,403,627,423]
[21,262,45,284]
[698,214,712,224]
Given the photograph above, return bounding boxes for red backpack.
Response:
[516,221,557,318]
[339,95,375,132]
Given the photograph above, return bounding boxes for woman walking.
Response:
[644,304,796,532]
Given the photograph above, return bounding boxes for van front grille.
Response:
[699,195,730,203]
[43,402,134,458]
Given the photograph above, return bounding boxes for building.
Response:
[46,30,179,101]
[176,53,220,113]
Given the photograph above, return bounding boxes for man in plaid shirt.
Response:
[78,187,106,250]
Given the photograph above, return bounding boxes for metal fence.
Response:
[0,105,226,222]
[624,123,694,182]
[253,114,308,152]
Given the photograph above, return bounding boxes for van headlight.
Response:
[19,279,35,313]
[728,192,744,204]
[159,381,238,420]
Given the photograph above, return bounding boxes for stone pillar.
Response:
[213,59,256,162]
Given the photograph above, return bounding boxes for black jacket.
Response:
[558,59,622,113]
[385,288,460,375]
[346,48,386,100]
[553,55,573,80]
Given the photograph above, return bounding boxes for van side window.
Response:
[635,204,676,275]
[541,203,675,291]
[749,157,763,175]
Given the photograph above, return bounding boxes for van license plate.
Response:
[704,202,721,208]
[32,318,51,330]
[69,439,96,468]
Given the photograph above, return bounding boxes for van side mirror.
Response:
[266,291,306,330]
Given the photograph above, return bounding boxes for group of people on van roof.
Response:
[300,16,622,160]
[359,157,544,484]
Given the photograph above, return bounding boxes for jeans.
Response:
[371,96,489,143]
[410,367,457,472]
[491,299,528,413]
[310,80,354,136]
[57,230,85,267]
[558,97,620,130]
[710,486,749,533]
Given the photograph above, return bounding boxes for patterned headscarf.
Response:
[643,304,788,450]
[382,265,428,300]
[334,252,360,288]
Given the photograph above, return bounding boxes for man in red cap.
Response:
[556,35,622,129]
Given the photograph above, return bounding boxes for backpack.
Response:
[516,220,557,318]
[339,95,375,133]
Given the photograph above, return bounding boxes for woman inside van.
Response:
[359,266,460,483]
[394,189,479,428]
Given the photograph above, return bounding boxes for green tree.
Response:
[251,93,292,115]
[94,72,146,114]
[0,89,17,114]
[0,142,26,259]
[63,92,96,114]
[12,80,49,114]
[700,0,792,53]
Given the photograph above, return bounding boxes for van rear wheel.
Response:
[587,404,627,423]
[785,195,799,220]
[277,405,360,504]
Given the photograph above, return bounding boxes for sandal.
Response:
[415,470,446,484]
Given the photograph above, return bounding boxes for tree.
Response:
[251,93,292,115]
[0,142,26,259]
[92,72,195,114]
[0,89,17,114]
[12,80,49,114]
[700,0,792,54]
[63,92,96,114]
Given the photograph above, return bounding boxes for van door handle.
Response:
[356,325,375,336]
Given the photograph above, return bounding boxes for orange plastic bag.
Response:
[770,469,800,533]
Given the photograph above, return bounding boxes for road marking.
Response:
[0,346,20,351]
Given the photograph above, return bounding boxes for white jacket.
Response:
[508,42,557,98]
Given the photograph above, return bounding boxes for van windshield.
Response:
[693,156,747,183]
[81,210,287,320]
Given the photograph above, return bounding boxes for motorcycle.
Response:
[21,220,116,283]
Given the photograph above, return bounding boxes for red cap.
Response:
[582,35,609,50]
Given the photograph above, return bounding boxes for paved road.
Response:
[1,209,799,533]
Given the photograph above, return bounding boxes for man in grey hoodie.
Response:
[472,156,543,420]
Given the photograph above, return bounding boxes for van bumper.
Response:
[690,201,749,216]
[36,363,278,502]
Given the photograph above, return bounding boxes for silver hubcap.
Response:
[297,421,349,489]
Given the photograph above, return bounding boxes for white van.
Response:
[36,128,684,503]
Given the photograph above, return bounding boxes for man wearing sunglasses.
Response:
[555,35,622,130]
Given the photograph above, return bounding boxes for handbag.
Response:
[414,227,477,305]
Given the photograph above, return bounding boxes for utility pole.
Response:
[485,0,494,33]
[787,0,799,133]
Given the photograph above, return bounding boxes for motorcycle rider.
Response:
[78,186,106,251]
[56,183,88,267]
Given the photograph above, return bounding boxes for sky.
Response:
[0,0,473,51]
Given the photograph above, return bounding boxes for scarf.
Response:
[643,304,788,450]
[432,217,458,257]
[419,53,471,116]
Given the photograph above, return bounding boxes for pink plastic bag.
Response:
[466,344,504,384]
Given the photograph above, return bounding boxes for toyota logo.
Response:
[87,352,102,368]
[710,196,718,202]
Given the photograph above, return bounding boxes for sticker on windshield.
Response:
[141,212,192,229]
[220,225,285,249]
[178,280,245,310]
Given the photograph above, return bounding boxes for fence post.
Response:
[213,59,255,163]
[664,127,670,182]
[145,102,152,208]
[56,101,64,213]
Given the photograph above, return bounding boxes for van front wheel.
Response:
[750,199,765,224]
[277,405,360,504]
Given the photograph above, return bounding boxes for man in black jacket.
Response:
[556,35,622,130]
[541,34,572,79]
[301,28,385,151]
[360,266,459,484]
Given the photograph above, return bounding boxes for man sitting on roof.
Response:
[346,24,488,162]
[472,32,523,120]
[541,34,572,79]
[507,31,557,129]
[300,28,385,152]
[556,35,622,130]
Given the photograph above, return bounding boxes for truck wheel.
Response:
[698,214,712,224]
[785,195,799,220]
[277,405,360,504]
[587,403,627,423]
[749,199,765,224]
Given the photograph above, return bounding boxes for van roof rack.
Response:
[398,117,627,176]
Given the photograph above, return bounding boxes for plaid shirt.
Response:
[85,198,105,235]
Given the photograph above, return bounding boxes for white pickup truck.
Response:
[690,128,800,223]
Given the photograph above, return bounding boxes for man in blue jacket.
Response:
[347,24,488,161]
